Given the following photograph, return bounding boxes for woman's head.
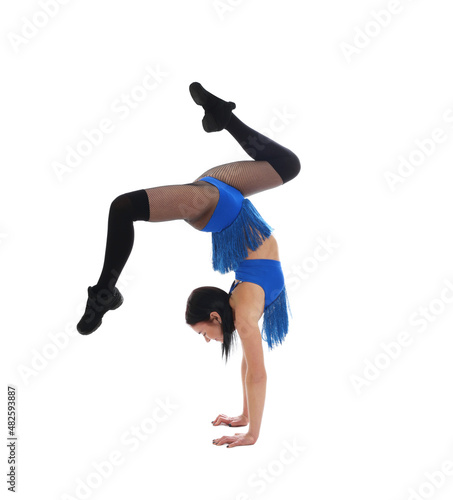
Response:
[185,286,236,362]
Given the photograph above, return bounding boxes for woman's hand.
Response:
[212,413,249,427]
[213,432,257,448]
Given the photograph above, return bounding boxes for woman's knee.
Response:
[110,190,149,222]
[110,193,131,215]
[270,152,301,184]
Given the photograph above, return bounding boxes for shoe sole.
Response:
[189,82,208,106]
[78,293,124,335]
[110,293,124,310]
[78,320,102,335]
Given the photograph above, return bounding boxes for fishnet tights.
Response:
[144,160,283,230]
[91,111,300,291]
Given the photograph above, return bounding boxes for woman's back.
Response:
[244,234,279,261]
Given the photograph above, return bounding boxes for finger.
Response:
[211,415,221,425]
[213,438,228,446]
[227,439,242,449]
[212,415,223,425]
[213,436,235,446]
[213,417,231,426]
[213,436,226,445]
[217,436,234,445]
[212,414,227,421]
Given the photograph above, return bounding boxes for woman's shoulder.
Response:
[229,282,265,329]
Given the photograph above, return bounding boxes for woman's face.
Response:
[190,313,224,343]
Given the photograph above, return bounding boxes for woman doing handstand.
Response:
[77,82,300,448]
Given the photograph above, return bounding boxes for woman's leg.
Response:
[77,182,218,334]
[92,190,149,296]
[143,181,219,230]
[77,84,300,334]
[77,189,149,334]
[191,83,300,196]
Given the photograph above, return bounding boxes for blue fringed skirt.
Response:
[199,176,273,273]
[211,199,273,274]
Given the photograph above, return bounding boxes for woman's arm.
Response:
[241,351,249,420]
[212,282,266,448]
[213,320,266,447]
[238,321,267,441]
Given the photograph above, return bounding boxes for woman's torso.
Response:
[244,234,279,261]
[185,179,280,318]
[228,235,280,321]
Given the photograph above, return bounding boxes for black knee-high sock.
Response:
[93,190,149,293]
[225,113,300,183]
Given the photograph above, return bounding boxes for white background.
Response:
[2,0,453,499]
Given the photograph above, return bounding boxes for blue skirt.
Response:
[210,199,273,274]
[199,176,273,274]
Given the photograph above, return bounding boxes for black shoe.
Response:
[77,286,123,335]
[189,82,236,132]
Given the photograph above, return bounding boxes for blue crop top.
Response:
[228,259,291,350]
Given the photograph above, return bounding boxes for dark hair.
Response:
[185,286,236,362]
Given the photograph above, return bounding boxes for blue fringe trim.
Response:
[211,199,273,274]
[262,286,291,350]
